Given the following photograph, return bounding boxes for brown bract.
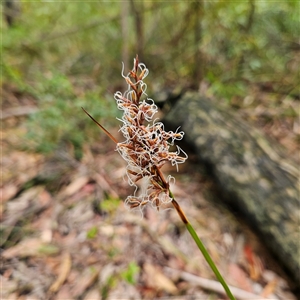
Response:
[114,56,187,211]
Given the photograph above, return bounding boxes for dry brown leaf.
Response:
[250,255,263,281]
[0,275,18,299]
[38,189,52,206]
[49,251,72,293]
[261,279,278,298]
[158,236,187,263]
[228,263,253,292]
[1,150,43,185]
[144,263,177,295]
[244,245,263,281]
[93,173,119,198]
[54,284,72,299]
[0,184,18,203]
[3,186,51,228]
[2,238,59,258]
[99,224,115,236]
[70,267,100,297]
[1,106,38,119]
[61,176,90,197]
[1,186,52,247]
[83,289,101,300]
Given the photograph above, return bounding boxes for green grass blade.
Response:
[169,190,235,300]
[185,221,236,300]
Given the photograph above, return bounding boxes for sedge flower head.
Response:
[114,56,187,211]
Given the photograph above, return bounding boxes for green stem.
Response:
[169,190,236,300]
[185,222,236,300]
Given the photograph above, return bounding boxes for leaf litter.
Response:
[1,88,298,300]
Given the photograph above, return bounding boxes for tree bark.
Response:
[130,0,144,59]
[4,0,21,27]
[191,0,203,90]
[164,92,299,283]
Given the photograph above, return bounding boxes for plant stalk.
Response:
[169,191,236,300]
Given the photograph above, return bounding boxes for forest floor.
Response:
[1,84,299,300]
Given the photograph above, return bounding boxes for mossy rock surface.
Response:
[164,92,299,283]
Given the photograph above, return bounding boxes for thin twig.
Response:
[165,267,271,300]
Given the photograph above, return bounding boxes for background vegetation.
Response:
[2,0,299,155]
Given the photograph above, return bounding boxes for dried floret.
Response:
[114,56,187,211]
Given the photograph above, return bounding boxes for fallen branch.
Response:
[165,267,272,300]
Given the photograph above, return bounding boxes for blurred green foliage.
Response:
[87,226,98,239]
[121,262,140,285]
[100,197,121,215]
[24,71,118,154]
[2,1,298,155]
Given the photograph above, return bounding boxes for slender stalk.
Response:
[82,107,118,144]
[169,190,236,300]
